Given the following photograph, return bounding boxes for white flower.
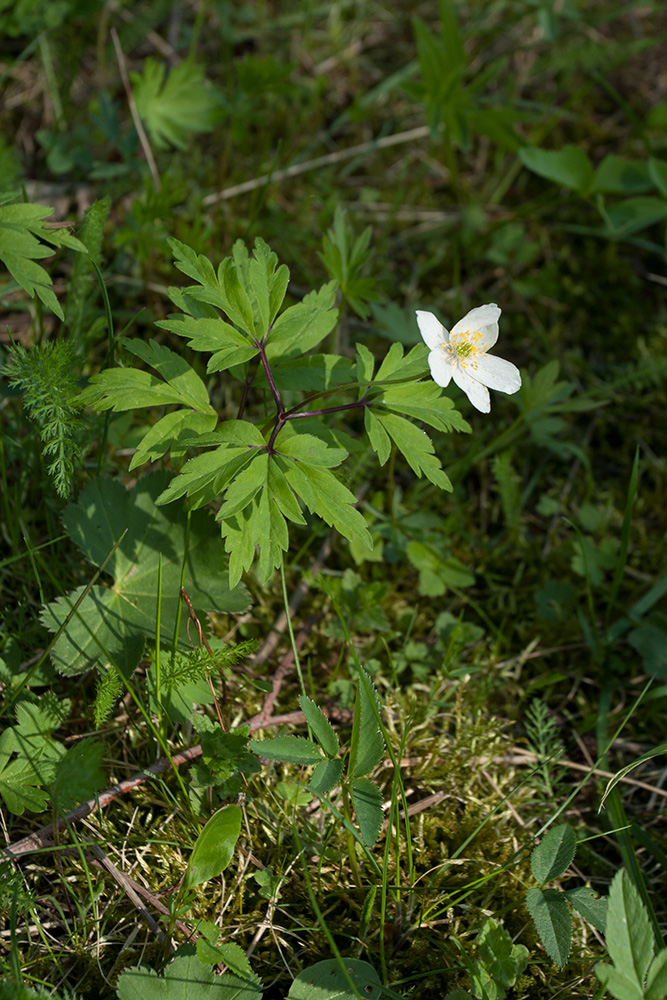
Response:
[416,303,521,413]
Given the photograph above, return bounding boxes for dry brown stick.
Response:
[111,28,161,190]
[202,126,430,205]
[89,843,165,940]
[503,750,667,801]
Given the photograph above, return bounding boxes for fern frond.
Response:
[94,666,124,728]
[2,339,86,497]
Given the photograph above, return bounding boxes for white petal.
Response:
[428,349,453,387]
[416,310,449,350]
[452,367,490,412]
[451,303,500,350]
[474,354,522,394]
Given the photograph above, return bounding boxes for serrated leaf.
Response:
[132,59,221,151]
[351,777,383,846]
[525,887,572,966]
[378,380,469,434]
[117,943,261,1000]
[605,869,654,990]
[49,738,105,815]
[186,804,242,888]
[299,695,339,757]
[531,823,576,883]
[349,668,384,779]
[565,887,607,934]
[129,409,217,470]
[281,461,372,551]
[249,735,323,765]
[364,407,392,465]
[0,200,86,320]
[0,728,51,815]
[595,963,644,1000]
[287,958,383,999]
[308,758,344,795]
[646,950,667,1000]
[375,411,452,491]
[41,474,249,676]
[266,281,338,356]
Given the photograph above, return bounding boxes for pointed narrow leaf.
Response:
[299,695,339,757]
[249,735,322,765]
[351,777,383,846]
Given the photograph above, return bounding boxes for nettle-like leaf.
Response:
[49,738,106,815]
[0,196,86,320]
[117,943,261,1000]
[190,719,261,787]
[531,823,577,884]
[131,59,222,151]
[526,887,572,967]
[41,473,249,677]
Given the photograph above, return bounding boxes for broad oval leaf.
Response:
[287,958,383,999]
[186,804,242,888]
[605,869,653,990]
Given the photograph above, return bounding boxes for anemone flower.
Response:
[416,304,521,413]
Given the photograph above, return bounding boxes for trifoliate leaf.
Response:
[41,473,249,676]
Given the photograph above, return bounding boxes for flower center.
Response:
[448,328,483,367]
